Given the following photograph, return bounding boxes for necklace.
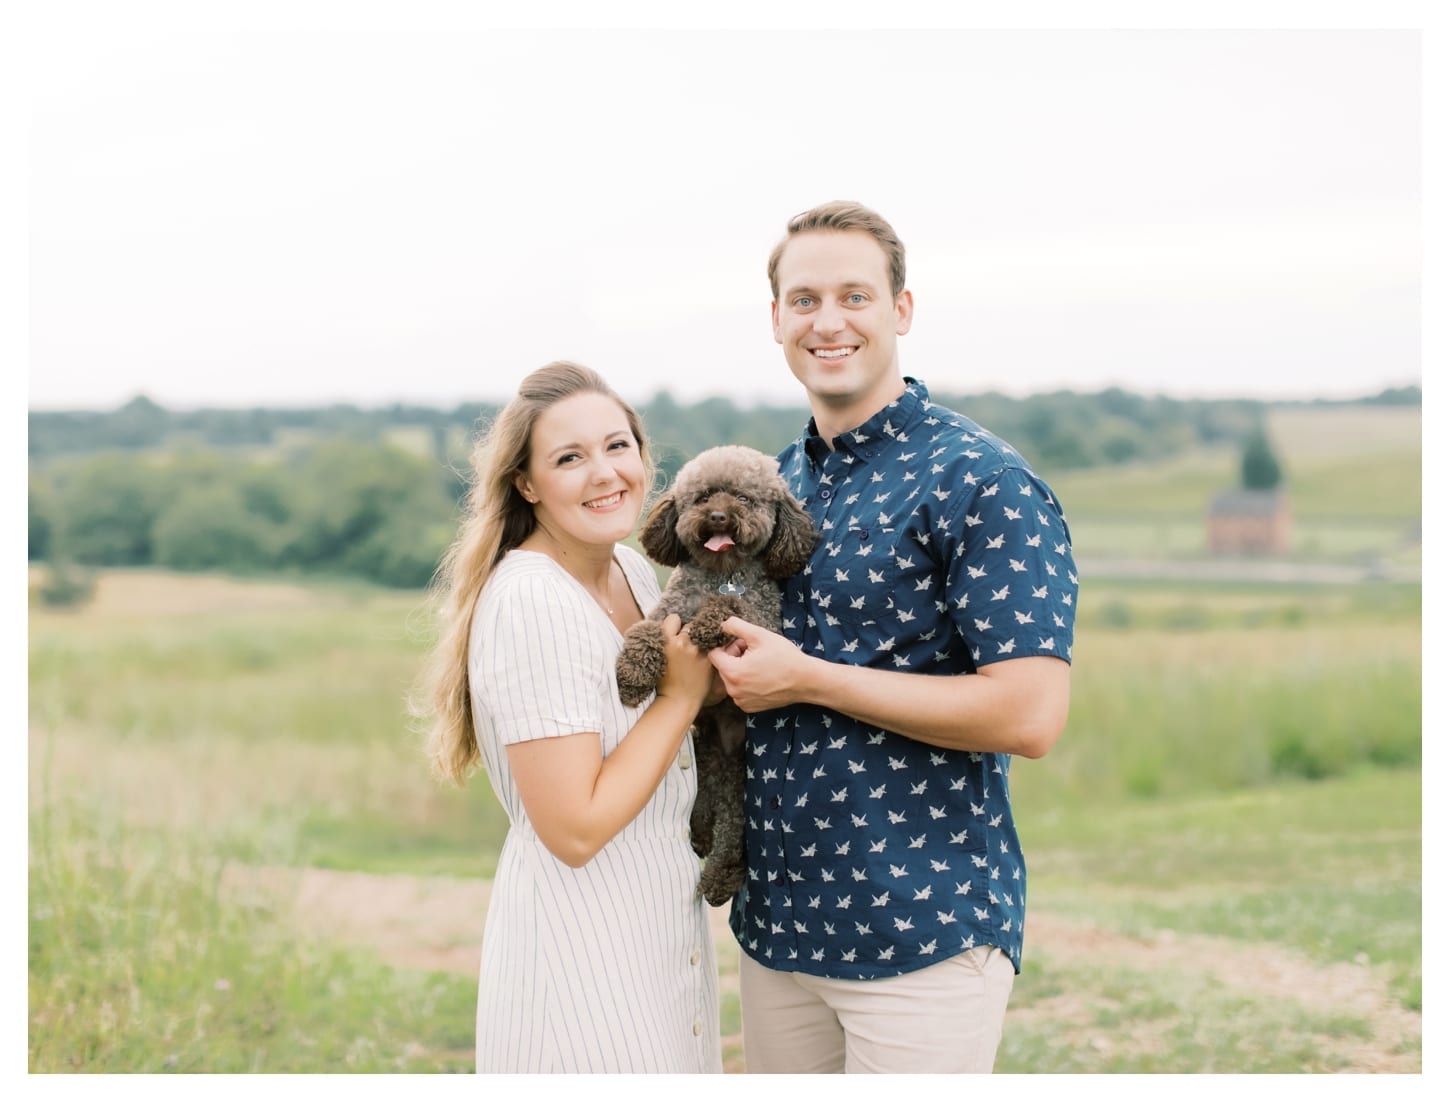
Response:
[583,561,618,616]
[531,532,618,615]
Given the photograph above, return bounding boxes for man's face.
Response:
[771,230,913,427]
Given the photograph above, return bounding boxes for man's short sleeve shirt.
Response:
[728,379,1079,978]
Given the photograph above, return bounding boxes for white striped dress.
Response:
[468,547,721,1074]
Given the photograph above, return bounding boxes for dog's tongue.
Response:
[704,534,736,553]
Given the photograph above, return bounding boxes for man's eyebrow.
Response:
[783,280,875,298]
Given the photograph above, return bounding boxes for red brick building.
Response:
[1206,489,1292,555]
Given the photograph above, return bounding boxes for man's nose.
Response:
[812,301,845,334]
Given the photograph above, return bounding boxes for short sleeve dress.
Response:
[469,546,721,1074]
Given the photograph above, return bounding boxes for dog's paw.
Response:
[616,666,658,708]
[697,860,747,907]
[615,627,666,706]
[687,595,746,652]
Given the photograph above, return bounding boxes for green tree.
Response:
[28,475,54,561]
[52,455,173,565]
[278,439,456,574]
[1240,424,1284,490]
[152,484,276,571]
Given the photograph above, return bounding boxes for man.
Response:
[709,201,1078,1074]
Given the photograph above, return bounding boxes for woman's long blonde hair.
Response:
[417,361,654,784]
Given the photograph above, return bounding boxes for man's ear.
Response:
[771,299,784,345]
[895,289,914,336]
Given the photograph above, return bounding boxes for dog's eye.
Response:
[737,494,753,506]
[695,492,710,504]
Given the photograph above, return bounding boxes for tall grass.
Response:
[29,792,475,1072]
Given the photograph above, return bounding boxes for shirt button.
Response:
[682,827,691,842]
[818,489,831,500]
[689,949,701,965]
[770,796,781,809]
[693,1021,703,1037]
[773,875,785,887]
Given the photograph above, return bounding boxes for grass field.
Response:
[28,565,1422,1072]
[28,404,1423,1073]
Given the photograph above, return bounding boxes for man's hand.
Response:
[708,617,812,712]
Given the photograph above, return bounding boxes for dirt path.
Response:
[220,864,1421,1073]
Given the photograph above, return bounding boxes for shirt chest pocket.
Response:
[810,525,920,632]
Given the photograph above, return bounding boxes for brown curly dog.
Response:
[616,445,816,905]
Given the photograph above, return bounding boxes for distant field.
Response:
[1266,406,1421,458]
[1042,405,1420,564]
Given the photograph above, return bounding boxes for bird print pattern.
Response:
[728,379,1078,979]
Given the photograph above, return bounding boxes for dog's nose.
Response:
[709,511,727,525]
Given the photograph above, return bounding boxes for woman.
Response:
[419,361,722,1073]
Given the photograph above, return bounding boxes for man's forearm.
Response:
[792,654,1069,758]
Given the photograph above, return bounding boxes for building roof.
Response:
[1207,489,1288,517]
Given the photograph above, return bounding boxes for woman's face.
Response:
[515,391,647,551]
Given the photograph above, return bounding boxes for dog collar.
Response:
[718,575,747,598]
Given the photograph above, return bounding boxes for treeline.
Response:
[27,385,1421,591]
[28,439,458,590]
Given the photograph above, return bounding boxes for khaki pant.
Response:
[738,945,1015,1074]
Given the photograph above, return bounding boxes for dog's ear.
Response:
[639,494,688,567]
[764,495,817,579]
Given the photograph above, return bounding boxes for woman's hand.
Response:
[655,613,715,707]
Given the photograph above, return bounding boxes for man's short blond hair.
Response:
[767,200,907,301]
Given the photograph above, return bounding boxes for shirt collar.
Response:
[802,377,932,466]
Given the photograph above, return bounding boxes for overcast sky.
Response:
[24,19,1425,411]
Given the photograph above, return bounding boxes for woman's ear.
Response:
[639,495,687,566]
[513,472,537,504]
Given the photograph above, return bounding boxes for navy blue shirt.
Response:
[729,379,1078,978]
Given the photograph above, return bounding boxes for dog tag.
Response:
[718,582,746,597]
